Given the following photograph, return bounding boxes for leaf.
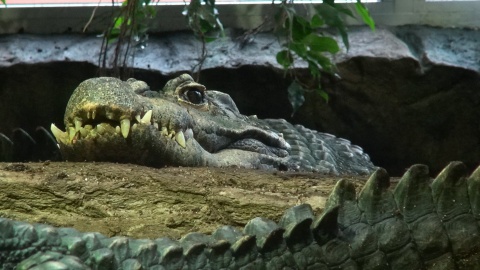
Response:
[288,42,307,58]
[1,0,5,5]
[291,16,312,42]
[307,50,334,72]
[204,36,217,43]
[315,4,349,49]
[322,0,354,17]
[308,61,321,78]
[317,88,329,103]
[310,14,324,28]
[146,6,156,17]
[204,0,215,7]
[185,0,224,39]
[199,18,216,34]
[189,0,201,10]
[113,17,124,29]
[304,34,339,54]
[288,81,306,116]
[109,27,120,37]
[335,5,354,18]
[276,50,293,68]
[355,2,375,31]
[338,29,349,50]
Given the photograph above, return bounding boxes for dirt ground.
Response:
[0,162,369,240]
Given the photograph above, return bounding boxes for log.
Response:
[0,162,367,239]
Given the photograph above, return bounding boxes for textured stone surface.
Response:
[298,26,480,175]
[0,26,478,175]
[1,27,477,73]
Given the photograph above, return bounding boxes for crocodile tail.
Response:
[319,161,480,269]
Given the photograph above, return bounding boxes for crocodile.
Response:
[48,74,375,175]
[1,161,480,269]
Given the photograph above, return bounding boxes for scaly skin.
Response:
[2,161,480,269]
[50,75,375,175]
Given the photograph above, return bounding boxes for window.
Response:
[427,0,479,1]
[0,0,478,32]
[3,0,379,8]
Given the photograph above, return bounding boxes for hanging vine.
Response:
[98,0,156,79]
[182,0,224,81]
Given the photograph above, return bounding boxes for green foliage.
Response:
[275,0,375,114]
[1,0,5,5]
[99,0,156,78]
[183,0,224,41]
[356,2,375,31]
[106,0,156,46]
[287,81,305,117]
[276,50,293,68]
[183,0,224,80]
[97,0,374,113]
[314,3,350,49]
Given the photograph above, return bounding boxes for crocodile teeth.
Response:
[92,110,96,120]
[153,123,159,130]
[185,128,193,140]
[50,123,67,144]
[120,119,130,138]
[79,127,88,137]
[50,123,62,139]
[175,130,186,148]
[161,126,168,136]
[141,110,152,124]
[69,127,76,142]
[87,111,91,119]
[135,114,142,123]
[74,118,82,132]
[106,111,115,120]
[96,124,106,135]
[115,125,121,135]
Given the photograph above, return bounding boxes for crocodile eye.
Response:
[182,88,205,104]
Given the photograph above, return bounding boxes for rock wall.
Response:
[0,26,478,175]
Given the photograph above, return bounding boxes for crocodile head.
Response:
[51,74,293,170]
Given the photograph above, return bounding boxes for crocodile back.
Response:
[263,118,375,174]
